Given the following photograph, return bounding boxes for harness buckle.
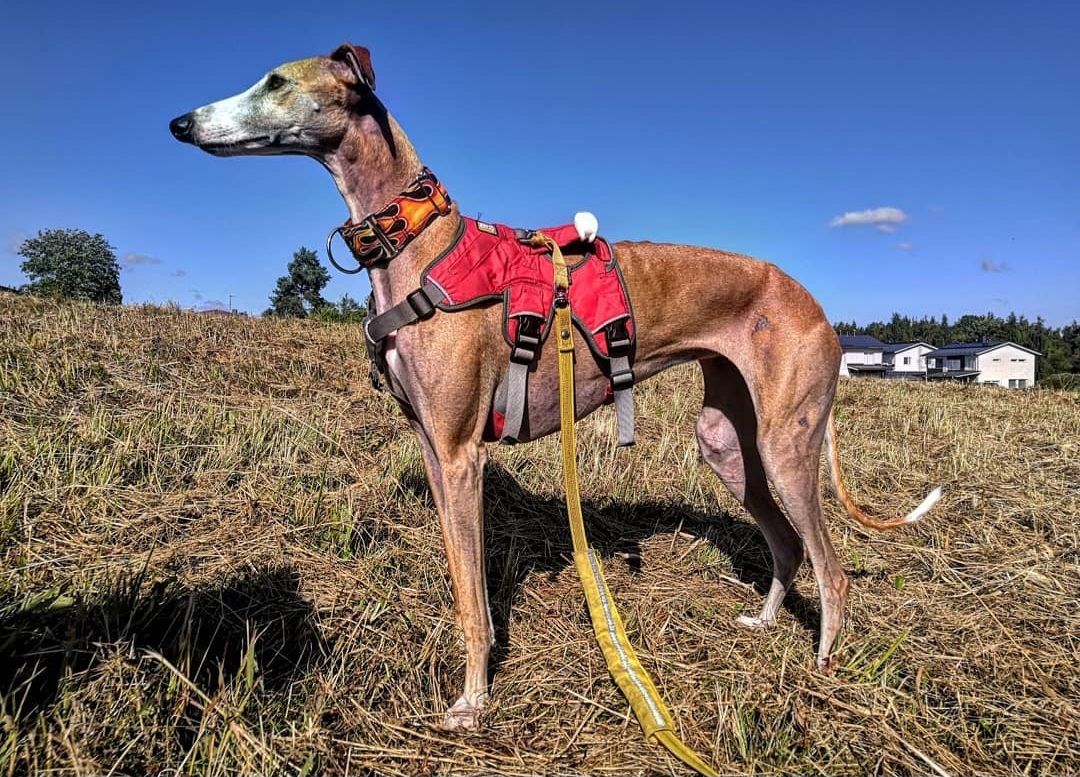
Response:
[606,318,632,353]
[406,287,437,320]
[610,367,635,391]
[510,315,543,364]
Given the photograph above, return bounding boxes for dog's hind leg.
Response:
[754,391,849,669]
[696,357,803,630]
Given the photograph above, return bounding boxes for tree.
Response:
[265,247,331,317]
[17,228,122,303]
[310,293,368,324]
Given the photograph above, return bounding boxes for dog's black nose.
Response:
[169,113,194,142]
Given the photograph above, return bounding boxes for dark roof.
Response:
[925,341,1041,359]
[847,363,889,372]
[838,335,885,350]
[882,341,933,354]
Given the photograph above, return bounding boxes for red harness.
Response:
[335,169,636,444]
[426,217,635,359]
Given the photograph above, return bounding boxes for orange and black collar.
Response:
[326,167,453,273]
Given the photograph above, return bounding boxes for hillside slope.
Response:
[1,294,1078,775]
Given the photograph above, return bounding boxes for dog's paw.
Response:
[816,653,840,674]
[735,613,774,630]
[440,695,485,731]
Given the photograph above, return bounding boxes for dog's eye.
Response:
[266,73,287,91]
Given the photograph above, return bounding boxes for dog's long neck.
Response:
[322,113,462,313]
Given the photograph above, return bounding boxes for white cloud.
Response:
[121,252,161,267]
[896,242,913,251]
[829,206,909,230]
[981,259,1009,273]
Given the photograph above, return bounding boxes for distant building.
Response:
[925,342,1039,388]
[838,336,1038,388]
[882,342,935,379]
[838,335,887,377]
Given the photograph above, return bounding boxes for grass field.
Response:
[2,293,1078,775]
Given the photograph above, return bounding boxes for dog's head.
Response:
[169,43,378,157]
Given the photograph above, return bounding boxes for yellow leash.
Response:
[535,233,719,777]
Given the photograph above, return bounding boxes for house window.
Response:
[1018,379,1027,388]
[993,358,1000,362]
[1009,379,1018,388]
[903,357,911,365]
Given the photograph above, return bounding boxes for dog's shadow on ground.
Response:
[0,567,329,717]
[401,462,820,678]
[2,469,820,714]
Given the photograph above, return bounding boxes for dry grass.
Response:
[1,292,1078,775]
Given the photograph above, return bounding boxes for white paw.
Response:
[735,614,774,630]
[574,211,598,242]
[440,694,484,731]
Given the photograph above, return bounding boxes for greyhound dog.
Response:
[170,43,941,731]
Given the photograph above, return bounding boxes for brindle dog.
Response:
[170,43,941,730]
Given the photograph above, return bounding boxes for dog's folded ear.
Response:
[330,43,376,91]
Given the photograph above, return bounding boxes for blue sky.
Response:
[1,1,1077,324]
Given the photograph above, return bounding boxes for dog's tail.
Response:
[824,410,942,530]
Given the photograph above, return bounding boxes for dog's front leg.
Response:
[415,429,493,730]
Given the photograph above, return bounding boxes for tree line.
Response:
[10,229,1076,375]
[8,228,364,323]
[834,312,1080,379]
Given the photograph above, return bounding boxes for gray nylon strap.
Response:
[610,354,635,446]
[501,359,530,443]
[366,281,446,343]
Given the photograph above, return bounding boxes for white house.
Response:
[838,335,887,377]
[882,342,935,376]
[839,336,934,380]
[924,341,1039,388]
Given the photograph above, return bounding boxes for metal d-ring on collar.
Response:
[325,225,363,274]
[326,216,397,275]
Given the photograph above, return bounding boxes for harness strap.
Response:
[611,353,635,446]
[535,231,718,777]
[605,318,636,447]
[501,315,543,443]
[365,281,446,343]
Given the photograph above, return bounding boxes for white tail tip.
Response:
[904,486,943,524]
[574,211,598,243]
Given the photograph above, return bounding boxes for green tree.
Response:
[265,247,331,317]
[336,293,367,323]
[17,228,122,304]
[310,293,368,324]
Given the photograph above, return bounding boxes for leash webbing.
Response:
[534,233,719,777]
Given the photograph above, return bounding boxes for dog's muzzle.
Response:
[169,113,195,143]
